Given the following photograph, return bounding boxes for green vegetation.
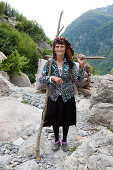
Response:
[62,5,113,75]
[0,1,52,82]
[0,49,27,78]
[0,22,41,82]
[108,127,113,132]
[22,98,29,104]
[0,1,51,43]
[70,146,77,152]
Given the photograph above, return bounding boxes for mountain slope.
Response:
[62,4,113,74]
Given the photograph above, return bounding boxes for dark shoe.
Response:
[52,139,60,151]
[62,141,69,152]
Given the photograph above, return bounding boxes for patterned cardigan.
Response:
[39,58,85,102]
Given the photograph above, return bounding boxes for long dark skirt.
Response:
[43,96,76,127]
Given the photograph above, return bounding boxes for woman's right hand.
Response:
[51,76,63,84]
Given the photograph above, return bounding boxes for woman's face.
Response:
[54,43,66,57]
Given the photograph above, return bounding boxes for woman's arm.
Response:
[71,54,86,82]
[39,60,63,85]
[39,60,51,84]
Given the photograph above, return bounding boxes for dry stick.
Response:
[36,59,53,161]
[80,56,105,59]
[58,25,64,35]
[44,55,105,60]
[36,10,64,161]
[38,47,45,58]
[56,10,64,37]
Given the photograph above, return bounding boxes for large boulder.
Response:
[0,71,10,81]
[90,74,113,106]
[18,131,51,157]
[63,128,113,170]
[88,74,113,128]
[0,73,19,93]
[11,72,31,87]
[89,103,113,128]
[0,96,42,143]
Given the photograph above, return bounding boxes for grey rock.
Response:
[13,138,25,146]
[14,160,39,170]
[0,78,10,97]
[11,72,31,87]
[0,155,12,166]
[88,103,113,128]
[0,96,41,143]
[0,51,7,63]
[0,71,10,81]
[63,128,113,170]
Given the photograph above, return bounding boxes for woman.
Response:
[39,36,85,152]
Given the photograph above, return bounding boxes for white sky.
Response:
[2,0,113,40]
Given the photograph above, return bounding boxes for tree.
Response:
[0,2,5,16]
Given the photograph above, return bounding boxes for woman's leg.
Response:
[52,125,60,151]
[62,125,69,142]
[53,125,59,142]
[62,125,69,152]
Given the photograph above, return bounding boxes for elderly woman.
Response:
[39,36,85,152]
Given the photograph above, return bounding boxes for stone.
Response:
[90,74,113,107]
[14,160,40,170]
[0,71,10,81]
[13,138,25,146]
[0,96,42,143]
[11,72,31,87]
[0,51,7,63]
[0,78,10,97]
[63,129,113,170]
[88,103,113,128]
[0,155,12,166]
[76,136,83,141]
[18,132,51,156]
[88,74,113,128]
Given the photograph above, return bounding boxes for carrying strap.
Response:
[69,69,78,95]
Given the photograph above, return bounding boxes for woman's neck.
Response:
[55,55,64,68]
[56,55,64,62]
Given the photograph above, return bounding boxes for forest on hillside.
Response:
[0,1,52,82]
[0,1,113,78]
[62,5,113,75]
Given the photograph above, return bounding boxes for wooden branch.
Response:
[36,90,48,160]
[83,56,105,59]
[36,10,64,161]
[37,47,45,58]
[44,55,106,60]
[56,10,64,37]
[58,25,64,35]
[36,59,53,161]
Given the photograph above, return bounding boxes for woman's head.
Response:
[53,36,74,68]
[53,36,74,57]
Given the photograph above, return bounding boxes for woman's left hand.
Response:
[77,54,86,69]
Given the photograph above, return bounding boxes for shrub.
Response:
[0,49,28,78]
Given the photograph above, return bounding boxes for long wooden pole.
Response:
[44,55,106,60]
[79,56,105,59]
[36,59,53,161]
[56,10,64,37]
[36,10,64,161]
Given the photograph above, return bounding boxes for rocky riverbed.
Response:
[0,74,113,170]
[0,84,99,170]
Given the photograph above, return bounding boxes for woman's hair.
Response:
[52,36,74,69]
